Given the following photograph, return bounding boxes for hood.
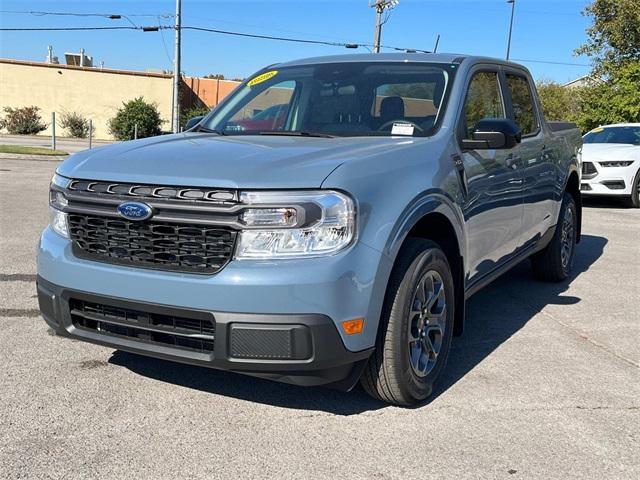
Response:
[57,133,413,189]
[582,143,640,161]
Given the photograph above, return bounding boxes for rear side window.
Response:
[506,74,539,136]
[462,71,505,138]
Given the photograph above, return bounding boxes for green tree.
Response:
[60,111,91,138]
[180,105,210,129]
[108,97,164,141]
[576,62,640,131]
[575,0,640,73]
[0,106,47,135]
[536,81,582,122]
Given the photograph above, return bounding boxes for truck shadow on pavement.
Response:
[109,234,607,415]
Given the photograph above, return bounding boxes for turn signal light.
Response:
[341,318,364,335]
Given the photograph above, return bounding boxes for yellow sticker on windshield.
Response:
[591,127,605,133]
[247,70,278,87]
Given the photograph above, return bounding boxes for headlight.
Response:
[49,173,71,238]
[599,161,634,168]
[235,190,355,259]
[49,207,69,238]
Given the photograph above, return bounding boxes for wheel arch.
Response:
[565,168,582,243]
[383,194,466,336]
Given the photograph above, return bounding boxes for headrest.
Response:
[380,96,405,119]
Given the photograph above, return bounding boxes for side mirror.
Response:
[461,118,521,150]
[185,115,204,131]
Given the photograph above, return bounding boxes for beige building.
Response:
[0,58,173,140]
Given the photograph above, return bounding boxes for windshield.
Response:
[583,126,640,145]
[200,62,456,137]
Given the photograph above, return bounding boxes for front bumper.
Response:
[580,161,637,196]
[37,275,373,388]
[37,227,390,388]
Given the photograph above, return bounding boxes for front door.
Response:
[456,69,524,283]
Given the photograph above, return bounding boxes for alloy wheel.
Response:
[407,270,447,377]
[560,205,575,269]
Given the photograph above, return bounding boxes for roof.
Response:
[0,58,172,79]
[593,123,640,128]
[274,52,531,73]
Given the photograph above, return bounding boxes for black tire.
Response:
[531,192,577,282]
[624,169,640,208]
[360,238,455,406]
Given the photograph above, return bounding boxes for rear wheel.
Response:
[531,192,577,282]
[360,239,454,406]
[624,169,640,208]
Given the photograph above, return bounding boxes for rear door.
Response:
[455,67,524,283]
[503,70,555,246]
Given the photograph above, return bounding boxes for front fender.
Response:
[383,191,466,265]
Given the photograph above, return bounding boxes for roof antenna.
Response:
[433,34,440,53]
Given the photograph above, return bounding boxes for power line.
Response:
[512,58,591,67]
[180,26,430,53]
[0,26,144,31]
[0,10,173,18]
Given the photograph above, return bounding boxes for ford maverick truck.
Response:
[38,54,582,405]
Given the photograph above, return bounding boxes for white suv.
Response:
[581,123,640,208]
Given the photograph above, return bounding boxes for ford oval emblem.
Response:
[117,201,153,221]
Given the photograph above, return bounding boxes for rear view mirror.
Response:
[461,118,521,150]
[185,116,204,131]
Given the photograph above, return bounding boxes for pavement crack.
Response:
[0,308,40,318]
[505,290,639,369]
[0,273,37,282]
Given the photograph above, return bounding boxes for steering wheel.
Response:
[378,120,424,133]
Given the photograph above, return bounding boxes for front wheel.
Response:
[360,239,454,406]
[531,192,578,282]
[624,169,640,208]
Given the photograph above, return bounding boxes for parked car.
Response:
[580,123,640,208]
[230,103,288,131]
[38,54,582,405]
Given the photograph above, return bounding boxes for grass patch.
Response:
[0,145,69,156]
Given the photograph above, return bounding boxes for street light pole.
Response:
[506,0,515,60]
[171,0,182,133]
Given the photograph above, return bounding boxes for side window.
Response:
[506,74,539,136]
[462,71,505,138]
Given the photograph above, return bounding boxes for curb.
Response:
[0,154,67,162]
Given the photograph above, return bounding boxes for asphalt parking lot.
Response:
[1,157,638,480]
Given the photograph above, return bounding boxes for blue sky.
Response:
[0,0,592,83]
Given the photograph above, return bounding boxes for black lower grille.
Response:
[69,299,215,353]
[582,162,597,178]
[68,214,236,274]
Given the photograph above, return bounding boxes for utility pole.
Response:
[506,0,515,60]
[370,0,399,53]
[172,0,182,133]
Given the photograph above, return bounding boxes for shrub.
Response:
[108,97,164,141]
[0,106,48,135]
[60,111,91,138]
[181,106,210,129]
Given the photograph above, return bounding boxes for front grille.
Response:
[582,162,597,178]
[69,298,215,354]
[68,179,238,204]
[69,214,237,274]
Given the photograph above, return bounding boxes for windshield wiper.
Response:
[194,125,227,135]
[258,131,336,138]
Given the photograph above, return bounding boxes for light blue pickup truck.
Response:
[38,54,582,405]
